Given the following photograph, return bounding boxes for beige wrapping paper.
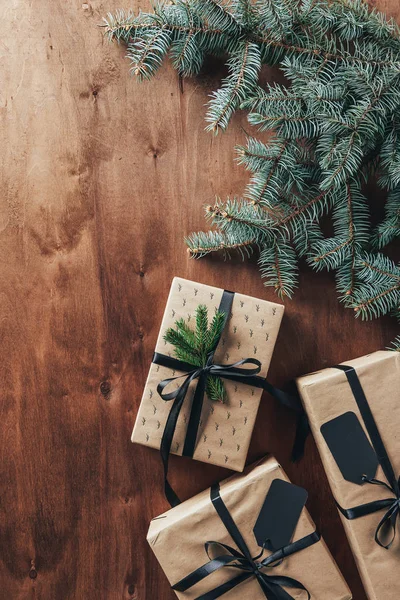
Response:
[132,277,284,471]
[147,455,352,599]
[296,351,400,600]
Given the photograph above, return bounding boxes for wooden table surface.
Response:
[1,1,399,598]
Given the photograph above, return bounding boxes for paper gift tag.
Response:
[253,479,308,551]
[320,411,379,485]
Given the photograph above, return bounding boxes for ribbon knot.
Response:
[204,353,215,371]
[157,355,263,404]
[172,483,320,600]
[361,476,400,549]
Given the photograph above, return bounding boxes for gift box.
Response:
[296,351,400,600]
[132,277,285,472]
[147,455,352,599]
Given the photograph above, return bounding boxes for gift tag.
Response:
[253,479,308,551]
[321,411,378,485]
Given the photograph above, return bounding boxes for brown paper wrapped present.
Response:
[296,351,400,600]
[132,277,285,472]
[147,455,352,599]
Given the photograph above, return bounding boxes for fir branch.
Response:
[127,27,172,79]
[175,317,197,347]
[254,32,400,68]
[193,0,243,35]
[345,252,400,319]
[164,304,227,402]
[104,4,400,69]
[207,310,226,352]
[276,188,331,227]
[241,140,295,210]
[206,375,226,404]
[103,8,224,40]
[195,304,209,363]
[185,229,256,258]
[206,197,277,244]
[357,253,400,285]
[259,242,298,298]
[336,252,357,298]
[353,283,400,319]
[106,0,400,327]
[206,41,261,132]
[236,136,287,174]
[309,178,369,271]
[164,326,199,362]
[371,185,400,249]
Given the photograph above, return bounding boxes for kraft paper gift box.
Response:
[147,455,352,599]
[132,277,285,472]
[296,351,400,600]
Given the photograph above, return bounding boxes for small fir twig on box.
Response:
[164,304,227,402]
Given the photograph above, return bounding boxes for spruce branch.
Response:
[344,252,400,319]
[309,178,369,272]
[205,40,261,133]
[259,242,298,299]
[164,304,227,402]
[185,229,256,258]
[106,0,400,336]
[371,185,400,249]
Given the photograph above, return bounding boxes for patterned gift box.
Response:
[297,351,400,600]
[147,456,352,599]
[132,277,284,471]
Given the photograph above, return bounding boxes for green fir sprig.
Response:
[104,0,400,334]
[390,336,400,351]
[163,304,227,402]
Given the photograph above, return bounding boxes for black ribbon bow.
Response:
[172,482,320,600]
[334,365,400,549]
[153,290,307,507]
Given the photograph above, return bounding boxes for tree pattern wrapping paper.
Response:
[297,351,400,600]
[131,277,284,471]
[147,456,352,600]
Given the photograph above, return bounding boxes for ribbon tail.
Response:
[255,574,289,600]
[182,372,207,458]
[261,532,321,567]
[255,575,293,600]
[160,393,187,508]
[262,380,302,414]
[291,411,310,462]
[262,574,310,600]
[375,504,399,549]
[194,572,253,600]
[172,554,242,593]
[261,380,310,462]
[158,368,202,507]
[336,498,395,520]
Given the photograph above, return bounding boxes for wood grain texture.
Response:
[0,1,398,599]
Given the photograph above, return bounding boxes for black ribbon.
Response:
[172,482,320,599]
[334,365,400,549]
[154,290,307,507]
